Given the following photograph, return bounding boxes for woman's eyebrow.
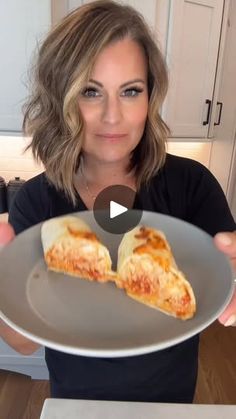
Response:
[88,78,146,88]
[120,79,145,88]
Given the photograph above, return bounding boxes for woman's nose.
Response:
[101,96,122,124]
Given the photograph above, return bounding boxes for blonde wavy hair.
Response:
[23,0,170,205]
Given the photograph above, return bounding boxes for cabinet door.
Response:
[76,0,158,29]
[0,339,48,379]
[163,0,224,138]
[0,0,51,133]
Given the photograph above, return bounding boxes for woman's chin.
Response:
[86,151,132,165]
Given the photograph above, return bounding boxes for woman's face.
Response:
[78,37,149,165]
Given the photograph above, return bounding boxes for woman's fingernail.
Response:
[224,314,236,326]
[217,234,232,246]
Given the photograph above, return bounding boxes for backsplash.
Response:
[0,135,211,183]
[166,141,211,167]
[0,135,43,182]
[0,135,212,222]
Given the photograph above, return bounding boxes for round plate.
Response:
[0,211,234,357]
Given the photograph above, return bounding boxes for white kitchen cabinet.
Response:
[208,0,236,195]
[162,0,225,138]
[0,339,48,379]
[0,0,51,133]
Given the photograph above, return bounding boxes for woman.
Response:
[1,0,236,403]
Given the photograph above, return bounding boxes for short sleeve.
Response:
[185,161,235,236]
[8,174,51,235]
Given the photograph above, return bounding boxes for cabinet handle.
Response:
[203,99,212,125]
[214,101,223,126]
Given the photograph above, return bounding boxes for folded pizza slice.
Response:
[41,215,116,282]
[116,226,196,319]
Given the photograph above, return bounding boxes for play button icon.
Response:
[93,185,143,234]
[110,201,127,218]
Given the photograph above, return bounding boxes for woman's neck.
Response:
[79,155,135,189]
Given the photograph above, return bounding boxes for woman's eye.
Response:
[122,88,143,97]
[81,88,100,98]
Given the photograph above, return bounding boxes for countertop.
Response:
[0,213,8,222]
[40,399,236,419]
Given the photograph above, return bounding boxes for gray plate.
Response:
[0,211,234,357]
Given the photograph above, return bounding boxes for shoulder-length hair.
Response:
[23,0,170,205]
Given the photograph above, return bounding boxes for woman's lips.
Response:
[96,133,127,139]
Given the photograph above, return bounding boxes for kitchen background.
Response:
[0,0,236,381]
[1,0,236,212]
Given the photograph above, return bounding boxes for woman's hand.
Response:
[214,231,236,326]
[0,222,15,247]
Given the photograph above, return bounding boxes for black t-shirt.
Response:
[9,154,235,403]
